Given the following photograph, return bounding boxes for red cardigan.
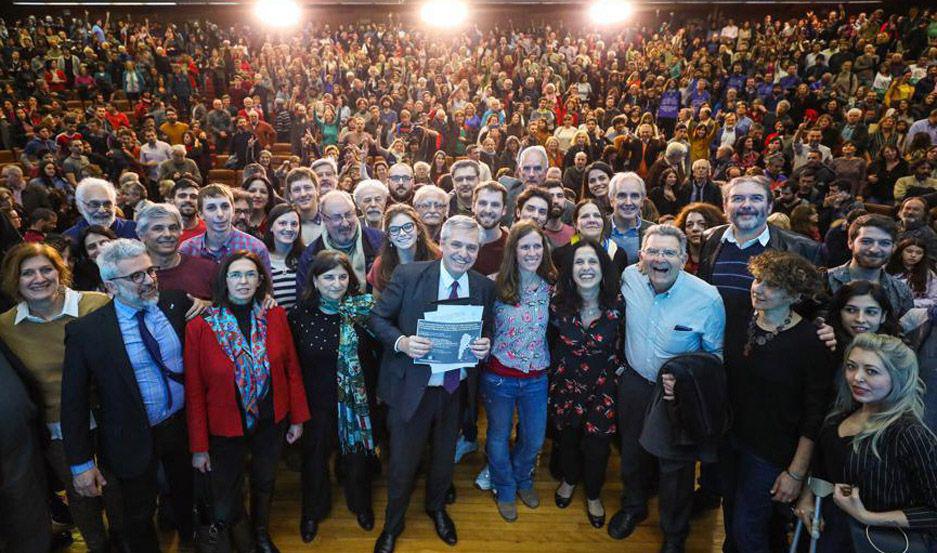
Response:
[184,306,310,452]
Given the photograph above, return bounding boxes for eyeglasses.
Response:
[110,266,158,284]
[387,222,416,236]
[82,199,114,211]
[227,270,260,281]
[416,201,446,210]
[388,174,413,183]
[452,175,477,184]
[642,248,681,259]
[324,211,357,225]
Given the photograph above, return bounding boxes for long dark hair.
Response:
[553,238,619,317]
[377,204,440,291]
[828,280,901,346]
[886,238,931,296]
[580,160,613,201]
[495,221,557,305]
[301,250,361,306]
[71,225,117,292]
[212,250,270,309]
[261,204,305,270]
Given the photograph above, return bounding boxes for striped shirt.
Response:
[269,257,297,311]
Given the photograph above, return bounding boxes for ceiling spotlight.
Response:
[420,0,468,28]
[253,0,302,28]
[589,0,633,26]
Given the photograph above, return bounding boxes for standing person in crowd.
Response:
[795,333,937,552]
[608,172,654,265]
[136,203,218,302]
[0,243,115,553]
[673,203,727,275]
[887,238,937,308]
[828,280,902,366]
[185,250,308,553]
[354,179,390,232]
[413,185,450,243]
[296,190,385,296]
[179,184,272,274]
[470,181,510,277]
[722,250,833,553]
[263,204,305,310]
[580,161,614,215]
[367,204,440,295]
[484,222,557,522]
[502,146,549,226]
[0,339,50,553]
[553,199,629,276]
[825,214,916,324]
[368,215,495,553]
[548,239,624,529]
[71,225,117,292]
[243,175,281,236]
[61,239,195,552]
[65,178,138,241]
[609,225,726,552]
[290,251,379,542]
[449,160,482,217]
[285,167,324,245]
[169,179,206,243]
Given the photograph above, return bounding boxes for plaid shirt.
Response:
[179,228,272,276]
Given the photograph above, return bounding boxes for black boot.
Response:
[251,492,279,553]
[228,518,255,553]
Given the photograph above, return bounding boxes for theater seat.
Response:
[207,168,236,186]
[0,150,15,164]
[863,202,897,217]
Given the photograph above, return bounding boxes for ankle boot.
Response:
[251,492,279,553]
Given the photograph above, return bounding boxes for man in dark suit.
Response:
[623,123,665,180]
[368,215,496,553]
[61,239,194,553]
[680,159,724,207]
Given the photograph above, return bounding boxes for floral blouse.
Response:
[548,294,625,436]
[490,276,551,372]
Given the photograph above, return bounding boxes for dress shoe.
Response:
[356,509,375,531]
[254,529,280,553]
[445,483,457,504]
[606,510,647,540]
[587,500,606,528]
[373,531,397,553]
[554,483,574,509]
[517,488,540,509]
[426,509,458,546]
[660,539,686,553]
[496,499,518,522]
[300,517,318,543]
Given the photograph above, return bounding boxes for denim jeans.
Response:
[730,446,788,553]
[481,371,548,500]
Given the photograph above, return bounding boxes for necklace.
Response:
[743,310,793,357]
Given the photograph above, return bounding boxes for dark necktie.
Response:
[443,281,461,393]
[135,309,176,411]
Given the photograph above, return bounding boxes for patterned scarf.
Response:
[334,294,375,454]
[203,304,270,430]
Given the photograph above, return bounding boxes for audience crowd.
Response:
[2,4,937,553]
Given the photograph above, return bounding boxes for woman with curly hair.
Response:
[673,202,726,275]
[722,250,834,552]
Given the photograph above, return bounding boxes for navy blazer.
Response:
[61,290,191,479]
[367,260,496,422]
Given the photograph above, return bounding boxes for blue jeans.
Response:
[730,447,786,553]
[481,371,548,500]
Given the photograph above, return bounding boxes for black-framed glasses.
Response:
[82,199,114,211]
[387,222,416,236]
[110,266,158,284]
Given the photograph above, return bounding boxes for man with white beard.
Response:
[64,178,138,242]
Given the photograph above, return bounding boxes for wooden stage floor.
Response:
[66,418,726,552]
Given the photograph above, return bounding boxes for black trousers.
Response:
[113,411,193,553]
[556,426,611,500]
[617,369,695,542]
[301,408,372,521]
[208,417,286,527]
[383,385,462,536]
[0,426,51,553]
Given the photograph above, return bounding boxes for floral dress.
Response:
[547,295,625,436]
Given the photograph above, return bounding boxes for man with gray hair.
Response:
[414,185,450,241]
[647,141,688,190]
[368,214,495,553]
[607,224,725,549]
[61,238,195,552]
[499,145,549,226]
[608,172,654,265]
[157,144,202,184]
[65,177,138,241]
[353,179,389,230]
[837,107,869,155]
[311,157,339,195]
[136,203,217,306]
[295,189,385,297]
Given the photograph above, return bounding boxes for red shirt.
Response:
[157,254,217,299]
[184,306,310,452]
[180,219,206,244]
